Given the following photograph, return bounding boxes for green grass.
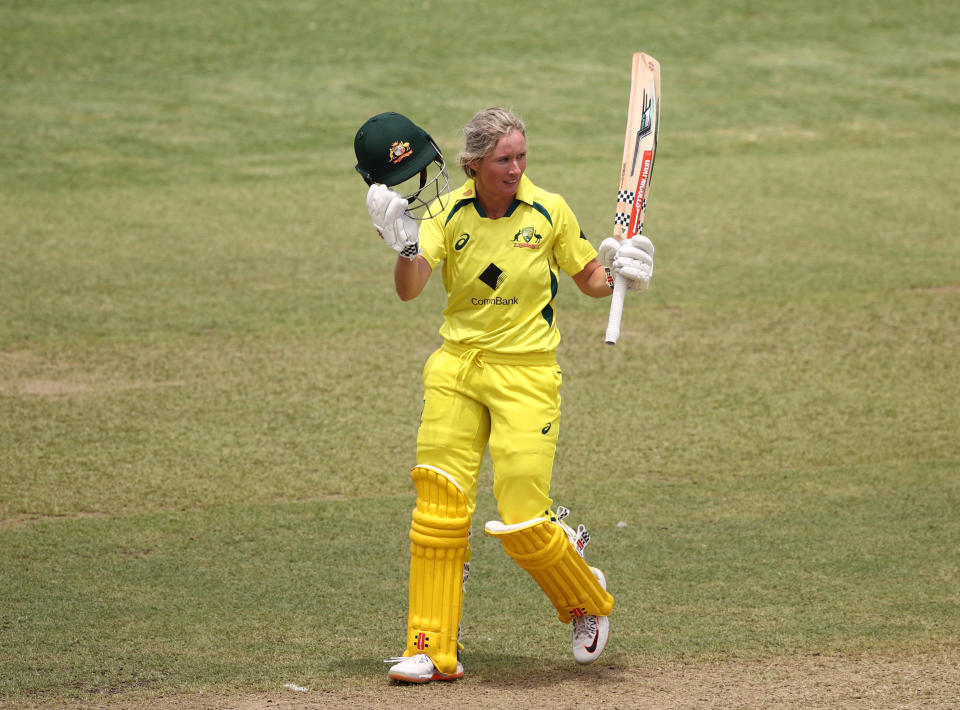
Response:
[2,0,959,702]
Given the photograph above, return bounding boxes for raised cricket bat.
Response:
[604,52,661,345]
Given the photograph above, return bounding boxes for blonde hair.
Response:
[457,107,526,178]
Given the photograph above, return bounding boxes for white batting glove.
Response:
[366,184,421,260]
[598,236,655,292]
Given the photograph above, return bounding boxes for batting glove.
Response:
[366,184,421,260]
[598,236,655,292]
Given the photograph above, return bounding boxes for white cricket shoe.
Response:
[571,567,610,665]
[384,653,464,683]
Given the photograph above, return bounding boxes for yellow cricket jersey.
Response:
[419,175,598,353]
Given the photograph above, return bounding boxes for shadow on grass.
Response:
[328,652,628,689]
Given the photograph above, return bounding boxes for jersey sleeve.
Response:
[418,211,446,270]
[552,196,598,276]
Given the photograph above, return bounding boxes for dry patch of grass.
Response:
[4,650,957,710]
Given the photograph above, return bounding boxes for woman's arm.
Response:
[572,259,612,298]
[395,255,433,301]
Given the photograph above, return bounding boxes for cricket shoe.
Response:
[384,654,464,684]
[571,567,610,665]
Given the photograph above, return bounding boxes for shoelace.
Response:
[572,614,599,643]
[384,653,430,665]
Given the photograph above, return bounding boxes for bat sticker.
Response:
[629,80,657,176]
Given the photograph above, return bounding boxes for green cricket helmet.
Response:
[354,112,449,219]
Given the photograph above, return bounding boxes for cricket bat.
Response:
[604,52,661,345]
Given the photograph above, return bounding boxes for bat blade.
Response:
[605,52,661,345]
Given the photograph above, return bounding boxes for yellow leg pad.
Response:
[405,465,471,676]
[485,517,614,623]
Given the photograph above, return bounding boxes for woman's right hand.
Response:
[366,184,421,260]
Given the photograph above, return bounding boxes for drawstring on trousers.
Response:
[456,348,485,387]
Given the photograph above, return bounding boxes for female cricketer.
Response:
[354,108,655,683]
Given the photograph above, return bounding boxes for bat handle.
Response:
[604,274,628,345]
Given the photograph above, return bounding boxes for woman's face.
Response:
[471,130,527,202]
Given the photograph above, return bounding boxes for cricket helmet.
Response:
[354,112,450,218]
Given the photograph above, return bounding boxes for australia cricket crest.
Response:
[513,226,542,249]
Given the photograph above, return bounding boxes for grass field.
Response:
[2,1,959,707]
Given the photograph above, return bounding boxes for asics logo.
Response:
[541,422,552,435]
[455,233,471,250]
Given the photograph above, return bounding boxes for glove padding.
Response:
[598,236,655,293]
[366,184,421,260]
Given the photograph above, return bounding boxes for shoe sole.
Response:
[389,669,464,684]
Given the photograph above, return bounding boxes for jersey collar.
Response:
[454,174,534,219]
[512,174,535,206]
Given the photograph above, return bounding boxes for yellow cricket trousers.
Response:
[416,342,562,524]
